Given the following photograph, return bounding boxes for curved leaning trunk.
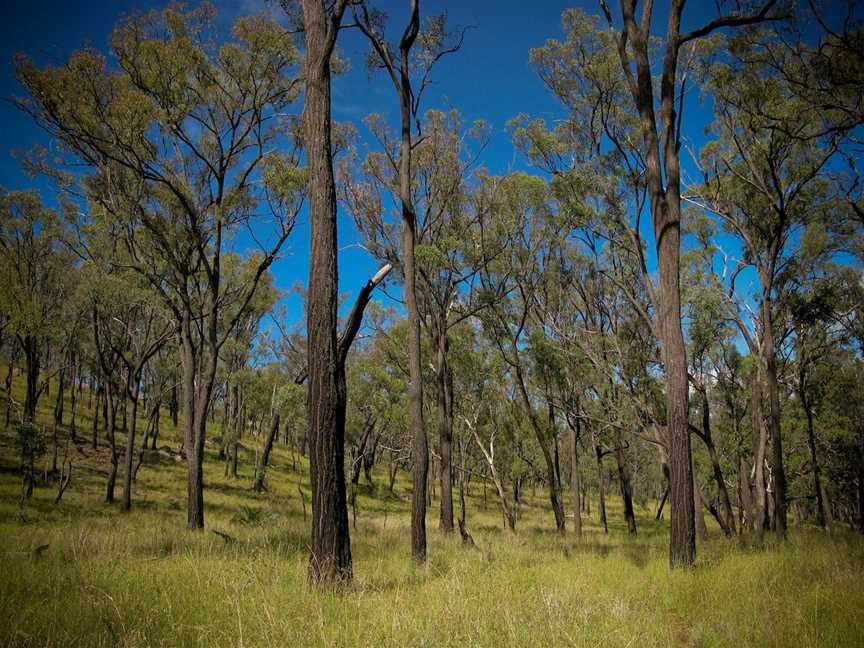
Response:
[514,367,565,533]
[253,414,280,493]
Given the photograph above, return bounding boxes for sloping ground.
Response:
[0,375,862,647]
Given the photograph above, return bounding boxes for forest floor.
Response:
[0,375,863,647]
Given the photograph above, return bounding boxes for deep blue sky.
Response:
[0,0,777,327]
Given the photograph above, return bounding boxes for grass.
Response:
[1,371,863,647]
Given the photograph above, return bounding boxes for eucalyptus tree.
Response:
[294,0,399,582]
[695,31,853,536]
[343,109,490,534]
[0,191,77,424]
[350,0,469,560]
[17,6,304,529]
[83,259,172,511]
[475,172,570,533]
[524,0,784,566]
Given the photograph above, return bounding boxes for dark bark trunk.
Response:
[656,487,669,520]
[23,335,39,423]
[253,414,280,492]
[230,403,242,479]
[69,361,78,441]
[364,432,380,485]
[122,376,140,512]
[54,363,65,429]
[751,369,769,542]
[570,415,582,536]
[301,0,352,583]
[4,358,13,428]
[435,326,454,533]
[762,300,787,537]
[694,479,708,541]
[515,367,565,533]
[593,434,608,533]
[105,382,118,503]
[738,455,753,532]
[350,414,375,487]
[180,317,204,529]
[92,387,101,451]
[800,379,827,529]
[695,390,735,536]
[219,380,232,461]
[169,379,179,429]
[615,441,637,535]
[615,0,695,567]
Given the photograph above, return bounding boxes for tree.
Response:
[597,0,785,566]
[0,191,76,424]
[17,5,303,529]
[695,30,848,537]
[296,0,392,582]
[352,0,435,562]
[342,109,490,534]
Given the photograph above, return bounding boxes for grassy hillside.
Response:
[1,370,862,647]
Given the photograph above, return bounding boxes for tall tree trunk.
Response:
[615,440,637,535]
[515,367,565,533]
[169,378,179,429]
[23,335,39,423]
[69,360,78,441]
[105,382,118,503]
[219,380,232,461]
[180,317,203,529]
[694,479,708,541]
[751,369,769,542]
[761,299,787,537]
[738,455,753,532]
[658,228,695,566]
[51,362,66,473]
[570,415,582,536]
[253,414,280,493]
[696,390,735,535]
[4,356,13,428]
[435,326,454,534]
[403,102,428,565]
[593,433,608,533]
[301,0,352,583]
[92,387,101,451]
[364,432,380,485]
[800,380,827,529]
[122,375,140,512]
